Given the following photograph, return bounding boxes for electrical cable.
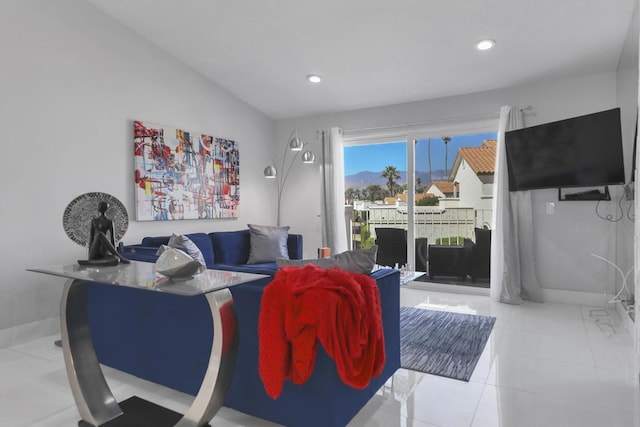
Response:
[627,198,635,221]
[595,190,624,222]
[587,188,634,335]
[589,252,634,304]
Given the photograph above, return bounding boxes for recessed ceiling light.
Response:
[307,74,322,84]
[476,39,496,51]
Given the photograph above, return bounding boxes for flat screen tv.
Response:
[505,108,625,191]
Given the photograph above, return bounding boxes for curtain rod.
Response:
[342,105,534,136]
[342,112,496,135]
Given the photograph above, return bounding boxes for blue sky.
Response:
[344,132,496,175]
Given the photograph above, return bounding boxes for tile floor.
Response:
[1,285,639,427]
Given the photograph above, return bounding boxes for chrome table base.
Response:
[60,278,238,427]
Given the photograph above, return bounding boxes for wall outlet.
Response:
[546,202,555,214]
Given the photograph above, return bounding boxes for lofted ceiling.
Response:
[86,0,637,120]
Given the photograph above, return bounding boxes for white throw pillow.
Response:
[165,234,207,268]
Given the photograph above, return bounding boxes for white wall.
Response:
[613,67,637,304]
[425,184,445,198]
[615,36,639,306]
[277,71,637,297]
[0,0,276,347]
[611,0,637,307]
[452,160,486,210]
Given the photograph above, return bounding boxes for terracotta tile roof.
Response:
[458,139,496,174]
[383,197,396,204]
[397,192,430,202]
[482,139,497,148]
[430,180,455,194]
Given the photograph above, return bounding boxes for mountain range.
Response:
[345,169,448,190]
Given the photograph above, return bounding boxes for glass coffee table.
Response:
[399,270,426,285]
[28,261,268,427]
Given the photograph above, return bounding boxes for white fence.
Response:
[352,206,492,246]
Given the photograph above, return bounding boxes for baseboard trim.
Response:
[539,288,614,306]
[406,283,622,306]
[0,317,59,349]
[404,281,490,296]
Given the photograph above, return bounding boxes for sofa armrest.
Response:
[369,267,399,281]
[87,263,399,427]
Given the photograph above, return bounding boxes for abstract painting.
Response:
[133,120,239,221]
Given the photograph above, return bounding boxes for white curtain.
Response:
[491,106,544,304]
[320,127,348,255]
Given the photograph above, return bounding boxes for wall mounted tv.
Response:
[505,108,625,192]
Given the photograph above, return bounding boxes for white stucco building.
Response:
[425,180,456,199]
[448,139,496,227]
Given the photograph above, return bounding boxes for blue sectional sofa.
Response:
[122,229,303,275]
[87,229,401,427]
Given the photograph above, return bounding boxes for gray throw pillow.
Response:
[166,233,207,267]
[276,246,378,274]
[247,224,290,264]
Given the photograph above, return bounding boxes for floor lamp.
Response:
[264,129,315,226]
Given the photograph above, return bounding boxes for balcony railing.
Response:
[350,205,492,249]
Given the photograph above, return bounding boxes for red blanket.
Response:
[258,264,385,399]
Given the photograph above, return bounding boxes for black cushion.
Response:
[375,228,407,267]
[470,228,491,281]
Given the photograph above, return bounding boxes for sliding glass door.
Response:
[412,132,495,282]
[344,125,496,284]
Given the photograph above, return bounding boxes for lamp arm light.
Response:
[278,129,299,193]
[275,129,301,226]
[276,150,302,226]
[265,129,315,226]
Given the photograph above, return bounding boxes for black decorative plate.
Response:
[63,192,129,247]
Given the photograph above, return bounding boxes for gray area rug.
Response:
[400,307,496,381]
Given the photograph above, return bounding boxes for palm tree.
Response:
[381,165,401,197]
[428,138,432,184]
[442,136,452,177]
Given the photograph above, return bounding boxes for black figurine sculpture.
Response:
[77,201,130,266]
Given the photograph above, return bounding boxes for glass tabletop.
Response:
[27,261,269,296]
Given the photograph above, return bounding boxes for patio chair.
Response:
[375,227,428,271]
[468,228,491,282]
[428,243,468,280]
